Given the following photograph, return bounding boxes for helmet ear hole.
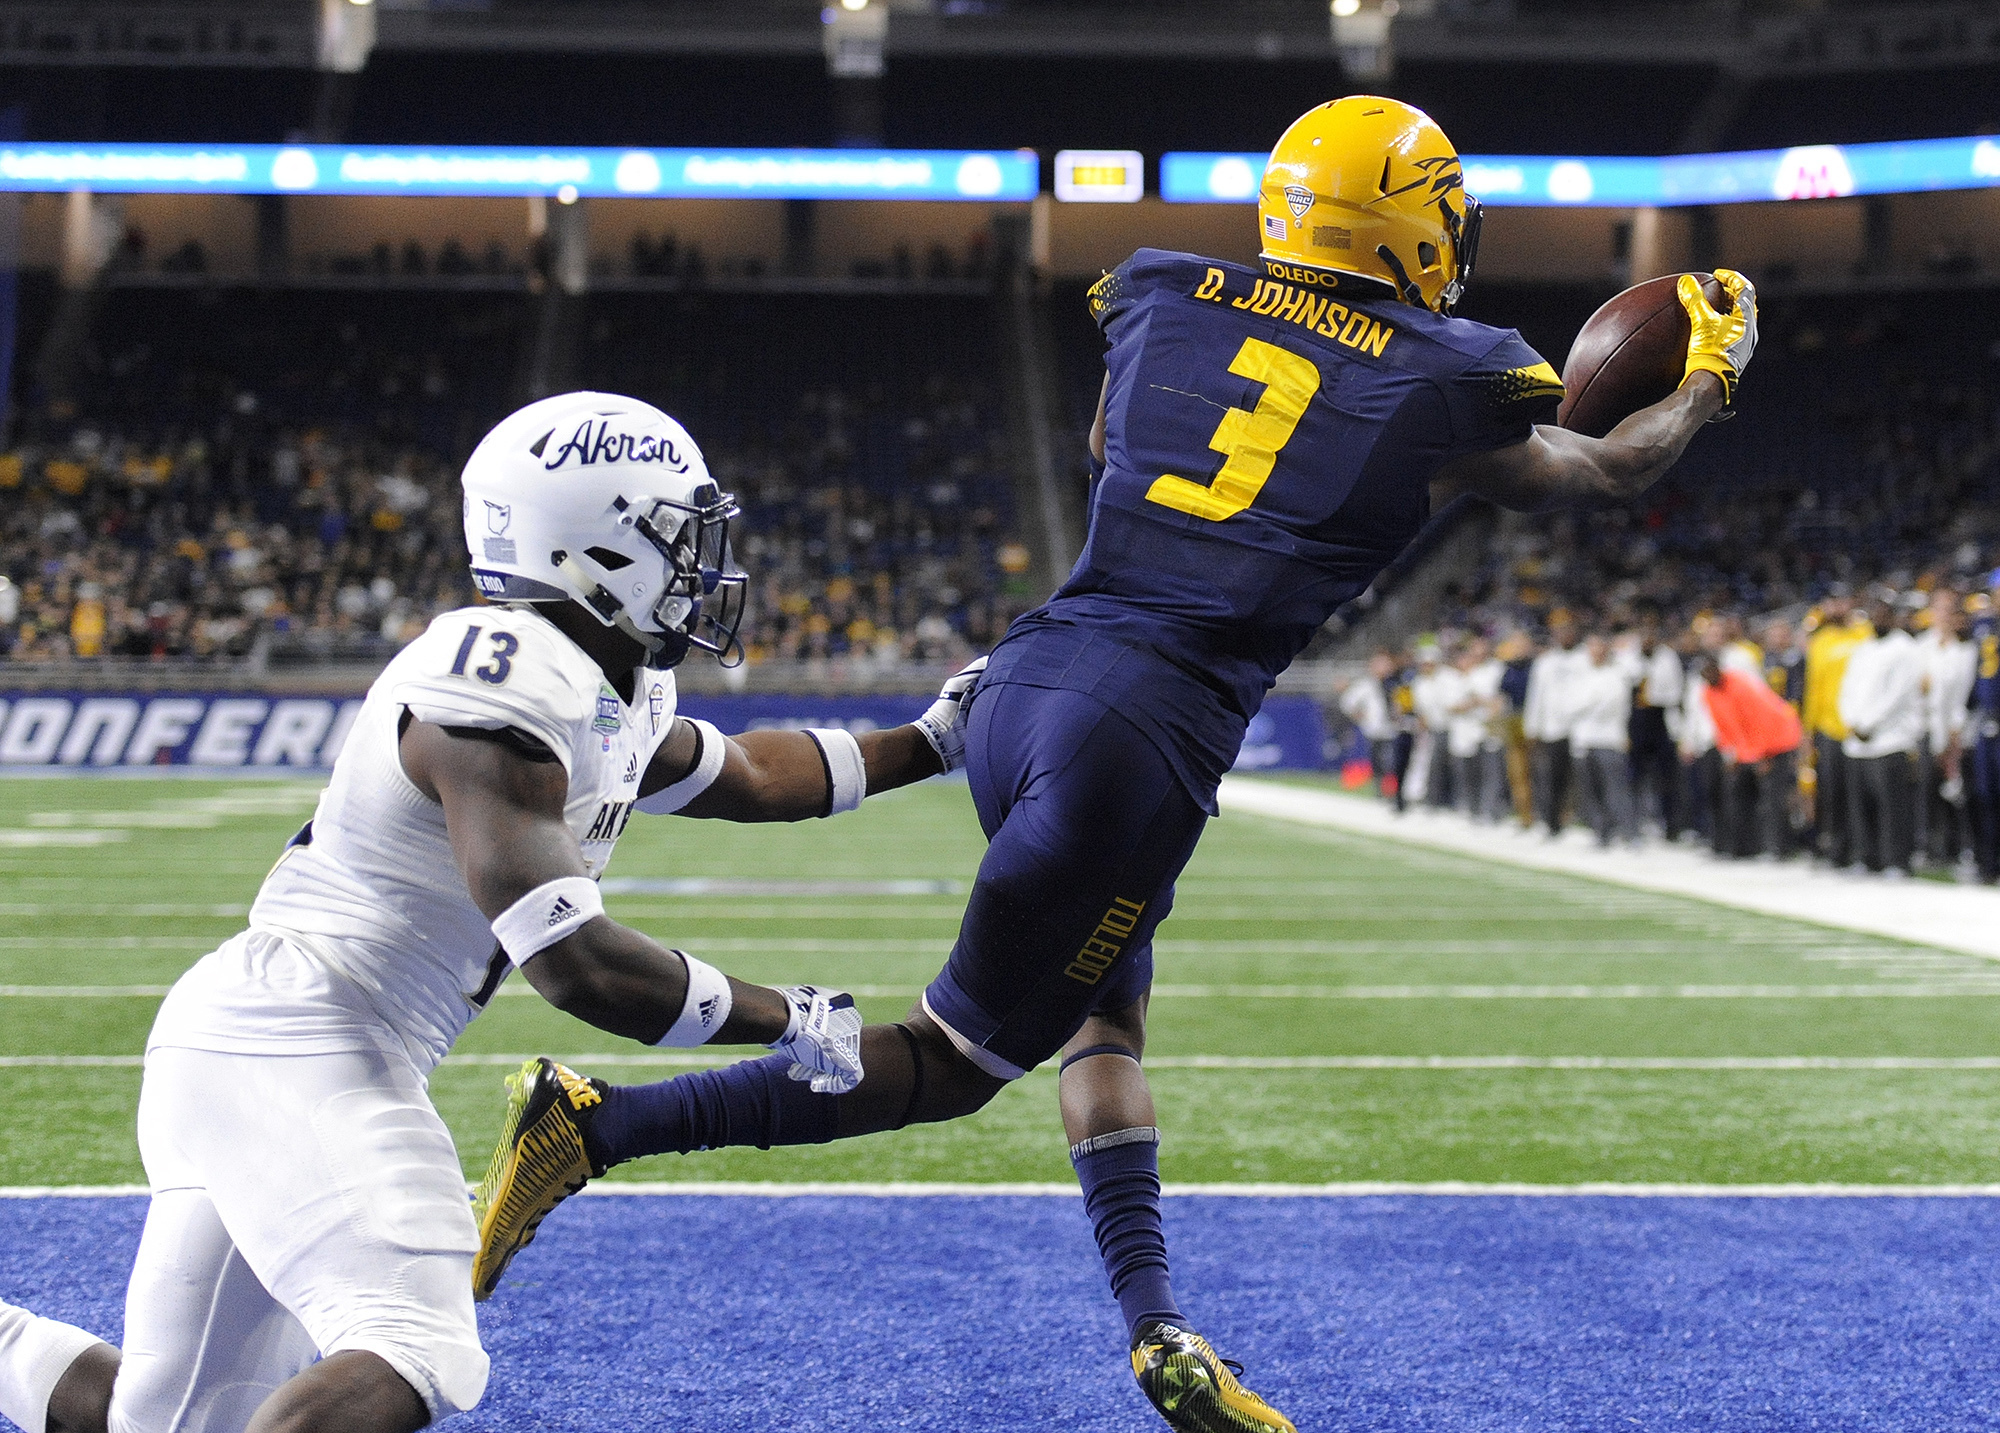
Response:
[584,546,634,571]
[1418,241,1439,270]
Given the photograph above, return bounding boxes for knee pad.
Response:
[323,1256,489,1419]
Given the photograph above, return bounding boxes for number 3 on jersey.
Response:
[1146,336,1321,523]
[449,625,518,686]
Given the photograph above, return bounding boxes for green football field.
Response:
[2,773,1997,1189]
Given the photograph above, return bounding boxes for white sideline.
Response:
[7,1181,2000,1199]
[17,1053,2000,1071]
[1220,777,2000,959]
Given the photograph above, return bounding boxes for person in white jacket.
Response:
[1441,638,1506,821]
[1568,630,1640,846]
[1916,590,1975,867]
[1409,642,1457,808]
[1339,650,1403,806]
[1522,613,1582,836]
[1838,597,1926,874]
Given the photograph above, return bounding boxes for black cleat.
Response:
[1131,1322,1297,1433]
[470,1057,608,1302]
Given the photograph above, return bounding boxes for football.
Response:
[1556,272,1728,437]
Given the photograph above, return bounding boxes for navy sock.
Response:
[588,1053,840,1166]
[1071,1126,1181,1339]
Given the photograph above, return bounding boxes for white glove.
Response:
[770,985,865,1094]
[913,655,988,773]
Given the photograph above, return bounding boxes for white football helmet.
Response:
[460,391,746,666]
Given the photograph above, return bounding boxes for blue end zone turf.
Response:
[5,1193,1998,1430]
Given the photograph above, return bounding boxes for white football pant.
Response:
[7,1043,491,1433]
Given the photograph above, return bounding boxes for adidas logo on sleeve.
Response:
[546,895,582,929]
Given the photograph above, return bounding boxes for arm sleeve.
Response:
[1444,331,1565,456]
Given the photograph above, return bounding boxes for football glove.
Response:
[912,655,987,774]
[1679,268,1758,404]
[770,984,865,1094]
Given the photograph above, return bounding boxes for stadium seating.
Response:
[0,287,1028,666]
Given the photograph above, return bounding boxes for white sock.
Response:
[0,1300,107,1433]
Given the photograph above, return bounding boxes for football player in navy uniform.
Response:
[1967,583,2000,882]
[474,98,1757,1433]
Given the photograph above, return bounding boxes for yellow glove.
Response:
[1678,268,1757,403]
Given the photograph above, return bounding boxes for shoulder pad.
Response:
[1089,249,1244,328]
[387,607,597,771]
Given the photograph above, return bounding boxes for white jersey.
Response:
[149,605,680,1070]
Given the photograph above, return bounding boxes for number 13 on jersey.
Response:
[1146,336,1321,523]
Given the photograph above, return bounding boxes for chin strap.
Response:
[555,552,668,659]
[1375,244,1426,308]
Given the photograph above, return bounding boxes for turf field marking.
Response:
[578,1181,2000,1197]
[601,877,963,896]
[0,831,127,847]
[15,979,2000,1000]
[1220,777,2000,960]
[480,979,2000,1000]
[10,1181,2000,1198]
[0,937,219,950]
[19,1053,2000,1071]
[0,904,249,918]
[0,985,174,996]
[1144,982,2000,998]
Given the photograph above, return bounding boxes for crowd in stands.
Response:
[0,288,1027,668]
[1337,581,1996,883]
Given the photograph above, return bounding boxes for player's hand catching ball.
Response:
[770,984,865,1094]
[1678,268,1757,404]
[914,654,988,774]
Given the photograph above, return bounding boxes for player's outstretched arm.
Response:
[401,720,858,1092]
[1433,370,1725,513]
[1435,268,1756,513]
[641,656,987,822]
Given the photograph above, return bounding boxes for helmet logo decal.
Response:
[1283,184,1314,218]
[1263,213,1289,241]
[484,501,512,535]
[544,419,692,473]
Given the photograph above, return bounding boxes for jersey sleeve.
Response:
[388,609,591,774]
[1443,330,1565,455]
[1086,258,1139,334]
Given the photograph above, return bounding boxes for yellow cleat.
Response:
[1131,1323,1297,1433]
[469,1057,607,1302]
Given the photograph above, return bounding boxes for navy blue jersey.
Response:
[1973,613,2000,714]
[990,248,1560,804]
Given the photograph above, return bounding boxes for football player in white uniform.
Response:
[0,391,979,1433]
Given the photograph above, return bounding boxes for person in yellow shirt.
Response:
[1803,590,1872,867]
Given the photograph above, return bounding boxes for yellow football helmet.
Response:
[1258,96,1481,315]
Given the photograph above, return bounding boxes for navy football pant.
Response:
[1970,731,2000,881]
[922,682,1209,1079]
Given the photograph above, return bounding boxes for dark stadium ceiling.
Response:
[0,0,1995,73]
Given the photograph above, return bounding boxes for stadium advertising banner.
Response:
[0,144,1041,202]
[0,691,1330,773]
[1161,133,2000,207]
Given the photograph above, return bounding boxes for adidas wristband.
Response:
[657,951,734,1047]
[491,876,603,966]
[805,727,866,815]
[636,718,727,815]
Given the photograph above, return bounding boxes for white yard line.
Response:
[14,1053,2000,1072]
[1221,778,2000,959]
[13,981,2000,1000]
[10,1181,2000,1199]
